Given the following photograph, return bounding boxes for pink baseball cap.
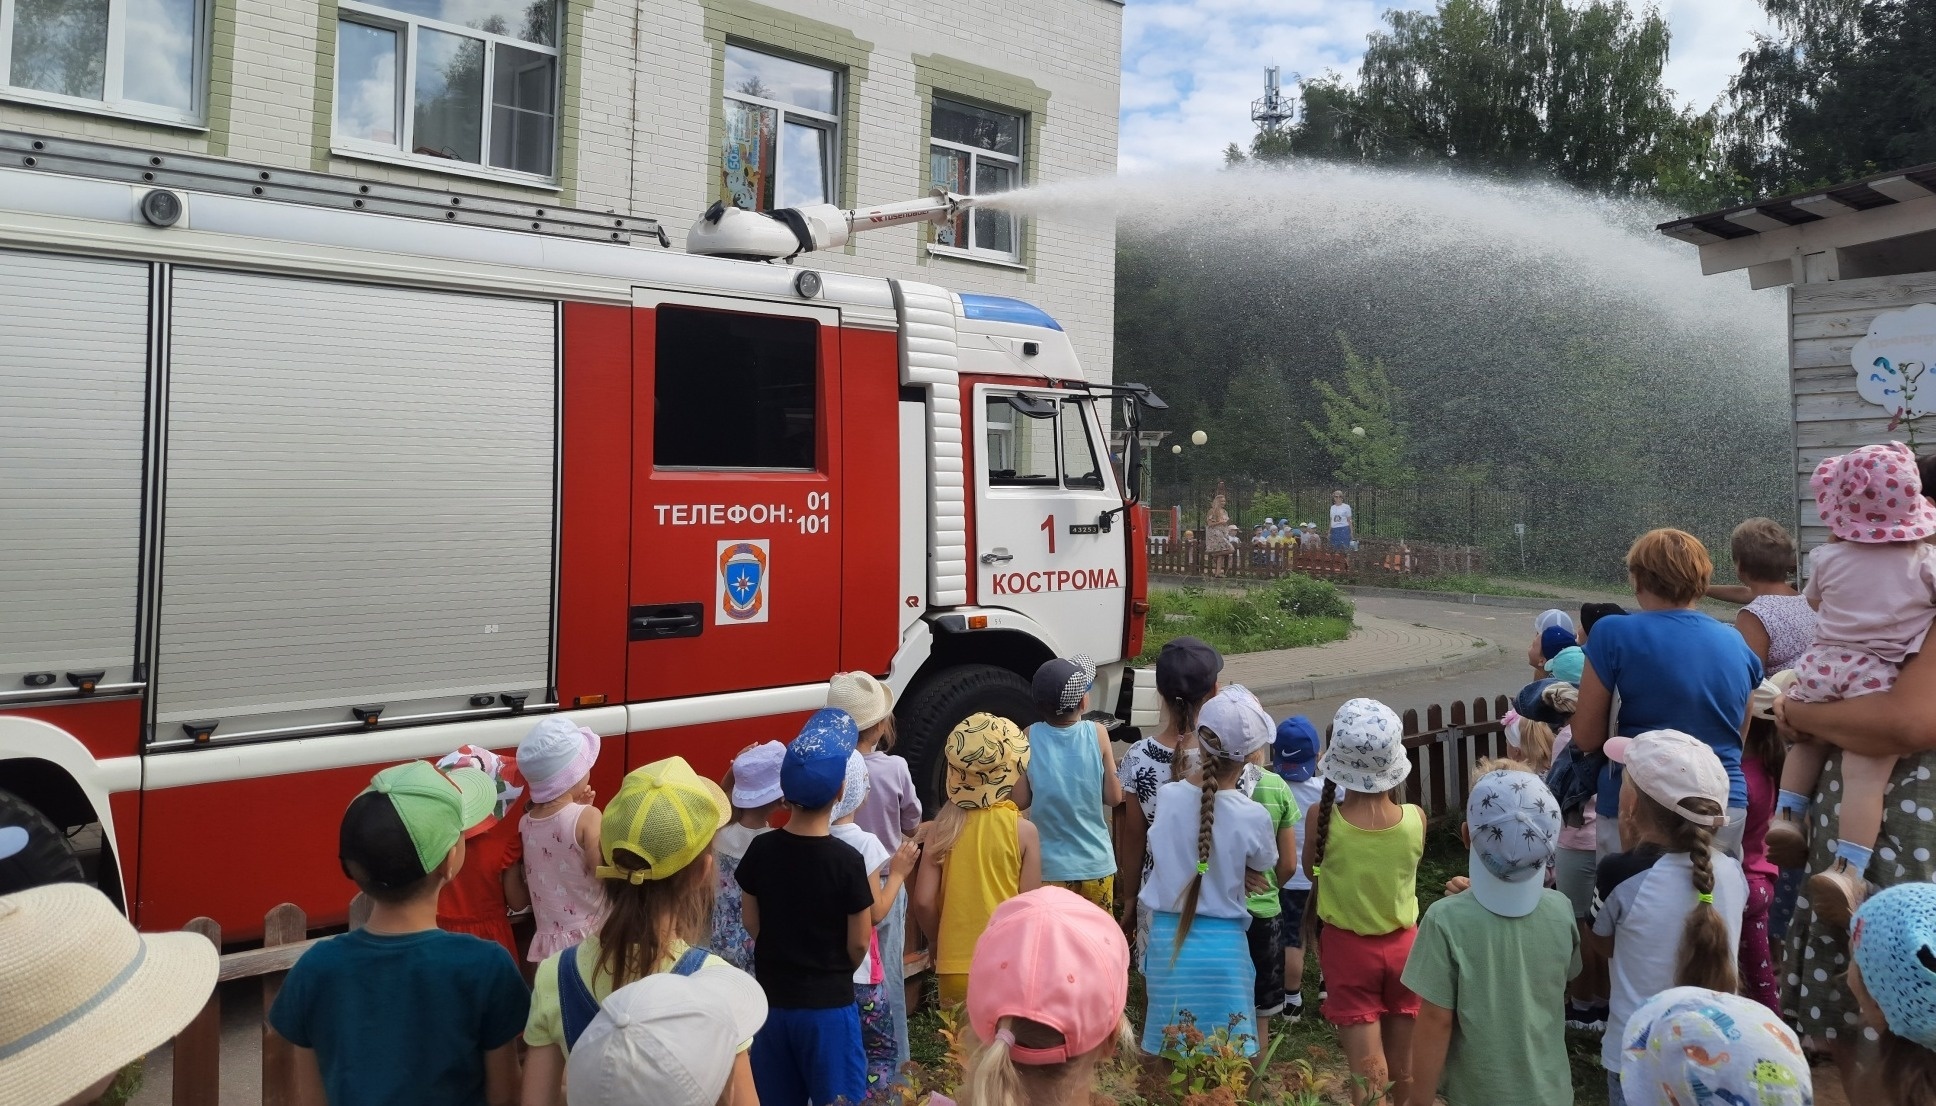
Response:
[1604,730,1730,828]
[967,887,1128,1065]
[1812,441,1936,543]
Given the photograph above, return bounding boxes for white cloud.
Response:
[1118,0,1776,172]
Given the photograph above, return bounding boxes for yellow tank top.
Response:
[1314,804,1424,935]
[936,803,1021,975]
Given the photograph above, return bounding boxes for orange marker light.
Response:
[967,615,989,630]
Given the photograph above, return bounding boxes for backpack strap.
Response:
[557,942,600,1051]
[671,945,712,976]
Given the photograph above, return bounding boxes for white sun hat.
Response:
[0,883,218,1105]
[1318,698,1412,794]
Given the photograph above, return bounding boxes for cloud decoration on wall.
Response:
[1854,304,1936,419]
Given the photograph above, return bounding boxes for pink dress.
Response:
[520,803,605,962]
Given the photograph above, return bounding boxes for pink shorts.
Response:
[1318,925,1420,1025]
[1789,647,1901,703]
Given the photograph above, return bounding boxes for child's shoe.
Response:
[1806,858,1872,928]
[1564,1001,1608,1032]
[1765,811,1810,870]
[1282,995,1303,1024]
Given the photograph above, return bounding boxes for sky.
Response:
[1118,0,1775,173]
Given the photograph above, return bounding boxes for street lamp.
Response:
[1351,426,1365,438]
[1191,430,1208,446]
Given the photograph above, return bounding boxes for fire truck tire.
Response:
[896,664,1043,813]
[0,786,86,895]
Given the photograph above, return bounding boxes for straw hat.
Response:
[0,883,218,1105]
[827,672,894,731]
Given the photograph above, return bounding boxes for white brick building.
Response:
[0,0,1122,378]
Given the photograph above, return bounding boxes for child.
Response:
[0,883,218,1106]
[1271,715,1325,1023]
[913,713,1042,1008]
[1510,680,1607,1030]
[566,968,770,1106]
[939,886,1133,1106]
[715,740,785,973]
[521,756,750,1106]
[737,709,879,1106]
[1024,655,1122,912]
[1617,987,1810,1105]
[518,716,605,962]
[1738,680,1785,1012]
[1591,730,1747,1106]
[1539,625,1585,685]
[1769,442,1936,923]
[1403,763,1579,1106]
[1303,698,1423,1105]
[1236,709,1301,1026]
[1711,517,1816,670]
[1139,685,1280,1059]
[1850,882,1936,1105]
[271,761,528,1106]
[434,745,530,963]
[1528,609,1573,678]
[1118,636,1219,961]
[830,751,921,1096]
[830,669,920,1078]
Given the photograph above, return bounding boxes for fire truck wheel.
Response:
[896,664,1043,814]
[0,786,87,896]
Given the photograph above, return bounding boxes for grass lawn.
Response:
[1138,577,1356,664]
[906,816,1613,1105]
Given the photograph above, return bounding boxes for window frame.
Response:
[652,303,825,474]
[0,0,210,127]
[720,43,841,212]
[333,0,562,186]
[985,390,1106,491]
[929,96,1025,263]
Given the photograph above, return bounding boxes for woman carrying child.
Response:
[1590,730,1747,1106]
[517,717,606,963]
[1138,685,1281,1060]
[912,713,1042,1008]
[522,756,753,1106]
[1303,697,1423,1105]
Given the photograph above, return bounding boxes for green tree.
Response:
[1305,336,1413,492]
[1205,359,1299,488]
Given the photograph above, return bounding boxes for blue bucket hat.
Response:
[1852,882,1936,1049]
[1272,716,1320,783]
[782,709,859,809]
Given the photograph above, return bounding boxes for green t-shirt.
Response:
[1241,768,1300,917]
[1400,888,1581,1106]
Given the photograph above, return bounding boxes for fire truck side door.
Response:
[627,293,844,701]
[972,385,1129,664]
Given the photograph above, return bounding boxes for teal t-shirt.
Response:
[1400,888,1580,1106]
[1025,719,1116,881]
[1240,767,1300,916]
[269,928,529,1106]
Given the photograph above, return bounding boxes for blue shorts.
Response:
[1278,887,1310,949]
[751,1003,865,1106]
[1329,526,1352,548]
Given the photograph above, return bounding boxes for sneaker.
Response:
[1282,999,1304,1025]
[1563,1002,1607,1031]
[1317,976,1327,1002]
[1257,999,1286,1018]
[1807,860,1873,929]
[1766,814,1810,870]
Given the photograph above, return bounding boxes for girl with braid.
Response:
[1117,637,1219,961]
[1136,686,1281,1059]
[1302,698,1423,1106]
[1589,730,1747,1106]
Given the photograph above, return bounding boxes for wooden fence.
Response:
[1148,536,1483,584]
[1394,694,1515,817]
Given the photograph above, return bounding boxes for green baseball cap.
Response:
[339,761,498,891]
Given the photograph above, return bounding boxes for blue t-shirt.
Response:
[1584,608,1761,814]
[269,927,529,1106]
[1025,719,1116,881]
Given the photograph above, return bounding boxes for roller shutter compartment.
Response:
[156,270,557,743]
[0,251,149,700]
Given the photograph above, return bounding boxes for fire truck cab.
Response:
[0,131,1158,937]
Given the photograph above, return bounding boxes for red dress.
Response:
[438,811,523,961]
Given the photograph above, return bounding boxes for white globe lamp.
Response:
[1191,430,1208,446]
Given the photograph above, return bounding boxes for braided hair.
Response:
[1636,789,1737,993]
[1298,779,1338,951]
[1163,691,1204,783]
[1170,722,1245,962]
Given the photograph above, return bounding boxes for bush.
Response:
[1137,583,1354,662]
[1262,574,1355,620]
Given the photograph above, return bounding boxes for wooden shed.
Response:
[1661,168,1936,550]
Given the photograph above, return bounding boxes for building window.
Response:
[0,0,204,124]
[930,98,1023,261]
[721,44,838,212]
[656,307,819,471]
[335,0,559,180]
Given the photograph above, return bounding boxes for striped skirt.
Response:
[1141,910,1257,1056]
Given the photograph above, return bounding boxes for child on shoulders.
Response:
[270,761,528,1106]
[714,740,785,973]
[1025,655,1122,912]
[517,717,605,962]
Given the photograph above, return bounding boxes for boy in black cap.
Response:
[270,761,528,1106]
[1023,654,1122,912]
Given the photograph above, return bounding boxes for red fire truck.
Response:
[0,131,1160,938]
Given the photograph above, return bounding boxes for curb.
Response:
[1240,636,1506,705]
[1339,585,1572,612]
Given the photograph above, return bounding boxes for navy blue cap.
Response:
[1273,716,1321,782]
[1155,637,1222,702]
[782,708,859,808]
[1539,625,1577,660]
[1515,679,1573,726]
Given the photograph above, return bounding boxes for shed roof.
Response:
[1657,163,1936,286]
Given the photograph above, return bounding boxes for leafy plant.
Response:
[889,1004,970,1105]
[1159,1010,1259,1102]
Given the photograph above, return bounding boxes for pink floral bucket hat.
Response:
[1812,441,1936,543]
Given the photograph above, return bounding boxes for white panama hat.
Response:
[0,883,218,1106]
[827,672,894,732]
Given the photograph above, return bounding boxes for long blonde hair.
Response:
[959,1015,1135,1106]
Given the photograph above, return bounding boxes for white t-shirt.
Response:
[1283,775,1325,891]
[1591,847,1747,1070]
[1138,780,1277,924]
[1329,502,1353,529]
[831,821,889,983]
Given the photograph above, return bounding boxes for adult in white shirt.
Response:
[1328,491,1354,550]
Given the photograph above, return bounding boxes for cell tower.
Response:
[1250,66,1297,134]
